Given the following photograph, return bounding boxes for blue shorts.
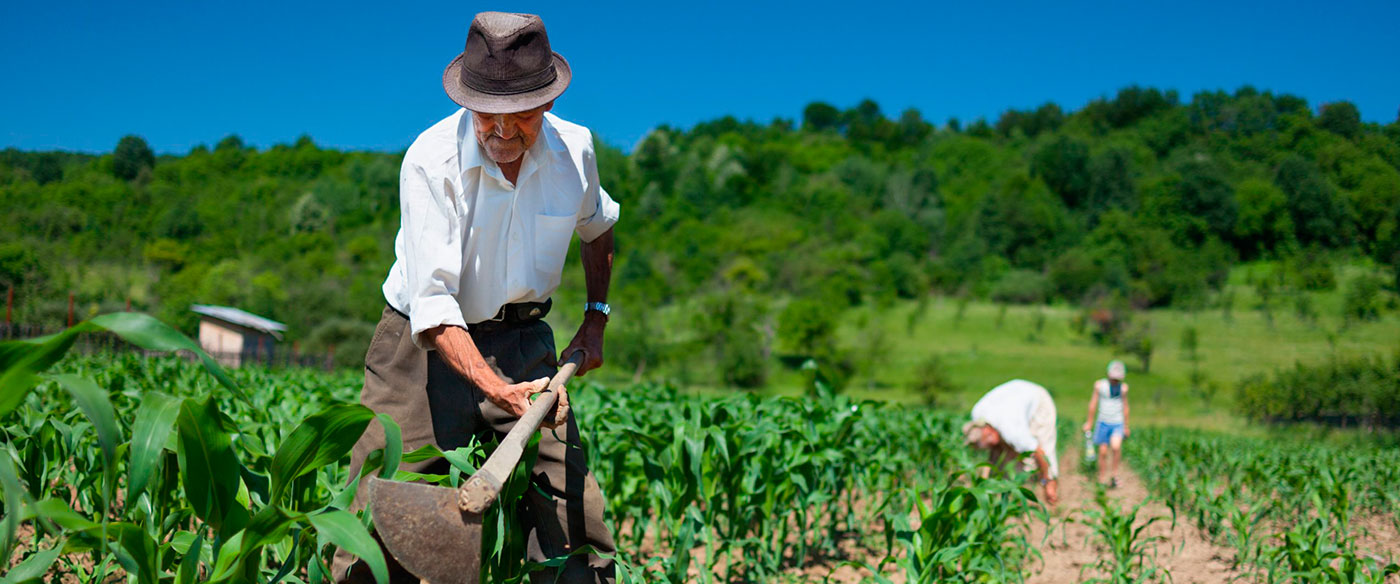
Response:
[1093,421,1124,446]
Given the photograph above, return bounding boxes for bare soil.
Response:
[1027,448,1240,584]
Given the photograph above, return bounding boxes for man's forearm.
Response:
[1033,448,1051,481]
[581,227,613,305]
[424,325,504,391]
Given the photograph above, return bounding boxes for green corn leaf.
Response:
[4,546,63,583]
[401,443,446,463]
[376,413,402,479]
[208,530,246,582]
[105,522,159,584]
[176,533,204,584]
[127,391,182,506]
[176,397,243,533]
[23,498,99,532]
[0,446,24,568]
[87,313,242,399]
[329,475,360,511]
[389,470,451,484]
[442,446,480,476]
[50,374,121,466]
[270,404,374,502]
[227,505,298,583]
[0,330,80,417]
[308,509,388,584]
[0,313,246,421]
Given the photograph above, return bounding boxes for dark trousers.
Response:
[333,306,616,584]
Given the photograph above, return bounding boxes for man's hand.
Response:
[559,311,606,376]
[1123,426,1131,439]
[480,377,550,419]
[1044,478,1059,505]
[1082,420,1092,433]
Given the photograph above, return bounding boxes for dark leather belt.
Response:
[388,299,551,333]
[472,298,552,328]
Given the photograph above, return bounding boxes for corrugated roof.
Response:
[191,304,288,338]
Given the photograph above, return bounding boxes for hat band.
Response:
[459,61,557,96]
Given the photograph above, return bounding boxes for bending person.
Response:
[963,379,1060,505]
[1083,360,1130,488]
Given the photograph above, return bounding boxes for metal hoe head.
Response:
[370,477,482,584]
[366,354,580,584]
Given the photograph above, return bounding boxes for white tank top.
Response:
[1095,379,1127,424]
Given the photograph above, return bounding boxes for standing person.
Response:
[963,379,1060,505]
[1083,360,1130,488]
[333,12,619,584]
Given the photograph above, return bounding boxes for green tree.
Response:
[1318,101,1362,140]
[1172,154,1237,243]
[1030,134,1090,208]
[1086,147,1137,217]
[802,102,842,132]
[1233,178,1295,258]
[1275,155,1348,247]
[112,135,155,181]
[0,242,43,292]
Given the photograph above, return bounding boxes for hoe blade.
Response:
[369,477,482,584]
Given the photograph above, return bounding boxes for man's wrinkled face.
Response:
[471,101,553,164]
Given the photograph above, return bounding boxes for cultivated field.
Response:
[3,314,1398,583]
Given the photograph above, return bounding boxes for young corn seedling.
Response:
[1078,485,1173,584]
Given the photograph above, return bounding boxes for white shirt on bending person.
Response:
[970,379,1060,477]
[382,110,620,347]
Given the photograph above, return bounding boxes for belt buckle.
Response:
[486,306,508,323]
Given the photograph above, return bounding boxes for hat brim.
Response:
[442,52,571,114]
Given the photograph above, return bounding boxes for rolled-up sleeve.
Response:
[400,160,466,348]
[574,139,620,243]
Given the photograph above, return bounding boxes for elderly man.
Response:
[333,12,618,584]
[963,379,1060,505]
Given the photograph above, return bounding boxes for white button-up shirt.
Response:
[383,109,620,347]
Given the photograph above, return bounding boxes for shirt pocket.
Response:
[533,213,577,277]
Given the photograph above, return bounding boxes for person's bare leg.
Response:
[1109,433,1124,486]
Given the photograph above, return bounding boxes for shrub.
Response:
[1289,251,1336,291]
[1342,273,1387,322]
[989,269,1050,305]
[1117,322,1155,373]
[777,297,838,362]
[1235,352,1400,428]
[1048,247,1103,302]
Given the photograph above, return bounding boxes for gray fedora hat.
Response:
[442,12,571,114]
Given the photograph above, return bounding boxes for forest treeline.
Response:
[2,85,1398,375]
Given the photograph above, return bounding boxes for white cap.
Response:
[1107,360,1126,380]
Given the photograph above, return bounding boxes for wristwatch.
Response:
[585,302,611,317]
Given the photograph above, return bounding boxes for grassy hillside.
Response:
[569,261,1397,431]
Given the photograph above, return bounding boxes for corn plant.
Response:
[4,322,1072,584]
[0,314,389,584]
[573,364,1043,583]
[1077,486,1172,584]
[1261,514,1400,583]
[1127,427,1400,582]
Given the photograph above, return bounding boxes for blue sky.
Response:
[2,0,1397,154]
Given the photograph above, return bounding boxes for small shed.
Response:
[191,304,287,367]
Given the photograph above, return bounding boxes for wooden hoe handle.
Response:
[456,352,583,514]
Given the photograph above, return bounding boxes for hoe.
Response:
[367,352,583,584]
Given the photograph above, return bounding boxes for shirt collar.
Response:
[457,109,567,176]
